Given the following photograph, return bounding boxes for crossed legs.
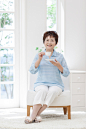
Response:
[30,85,48,120]
[30,104,47,121]
[30,85,62,121]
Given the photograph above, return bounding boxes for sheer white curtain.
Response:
[20,0,47,108]
[26,0,47,93]
[57,0,65,57]
[20,0,27,108]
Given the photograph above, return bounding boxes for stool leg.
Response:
[27,105,30,116]
[63,107,67,115]
[67,105,71,119]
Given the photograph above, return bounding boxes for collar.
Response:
[43,49,57,57]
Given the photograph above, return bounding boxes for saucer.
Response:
[45,59,55,61]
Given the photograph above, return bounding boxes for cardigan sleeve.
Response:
[60,54,70,77]
[29,54,39,74]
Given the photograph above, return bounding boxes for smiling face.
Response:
[44,36,57,51]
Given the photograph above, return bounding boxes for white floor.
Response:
[0,108,86,129]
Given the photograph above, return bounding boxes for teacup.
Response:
[45,52,51,56]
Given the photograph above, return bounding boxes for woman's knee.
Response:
[35,85,48,93]
[49,86,62,95]
[39,88,48,95]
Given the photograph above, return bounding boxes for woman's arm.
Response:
[50,55,70,77]
[50,58,63,73]
[35,59,41,68]
[29,54,39,74]
[29,52,45,74]
[60,55,70,77]
[35,52,45,68]
[57,63,63,73]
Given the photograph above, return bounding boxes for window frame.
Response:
[0,0,20,108]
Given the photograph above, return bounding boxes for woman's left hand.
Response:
[50,58,60,67]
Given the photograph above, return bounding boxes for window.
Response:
[0,0,20,108]
[47,0,57,31]
[47,0,65,55]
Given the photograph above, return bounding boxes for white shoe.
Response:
[24,116,35,124]
[35,116,42,122]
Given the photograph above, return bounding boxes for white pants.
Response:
[33,85,62,108]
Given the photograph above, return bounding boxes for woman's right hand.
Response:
[35,52,45,68]
[38,52,45,61]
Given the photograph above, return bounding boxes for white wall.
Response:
[26,0,47,68]
[26,0,47,90]
[65,0,86,71]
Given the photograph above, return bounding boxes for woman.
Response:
[25,31,70,124]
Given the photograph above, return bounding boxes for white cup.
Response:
[45,52,51,56]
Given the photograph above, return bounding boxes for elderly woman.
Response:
[25,31,70,123]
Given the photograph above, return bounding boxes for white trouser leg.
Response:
[33,85,48,106]
[44,86,62,108]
